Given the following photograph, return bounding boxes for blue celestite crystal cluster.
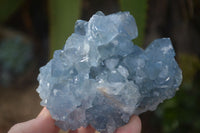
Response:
[36,11,182,133]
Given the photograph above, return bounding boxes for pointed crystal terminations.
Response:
[36,11,182,133]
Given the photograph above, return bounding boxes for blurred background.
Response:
[0,0,200,133]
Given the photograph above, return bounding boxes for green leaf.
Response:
[0,0,25,22]
[120,0,147,46]
[178,53,200,85]
[49,0,81,58]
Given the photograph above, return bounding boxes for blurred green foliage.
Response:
[0,0,25,22]
[120,0,147,46]
[49,0,81,58]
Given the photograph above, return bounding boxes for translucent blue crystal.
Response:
[36,11,182,133]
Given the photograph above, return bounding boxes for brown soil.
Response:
[0,84,42,133]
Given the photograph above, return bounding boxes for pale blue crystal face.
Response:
[36,11,182,133]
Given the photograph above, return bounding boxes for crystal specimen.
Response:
[36,11,182,133]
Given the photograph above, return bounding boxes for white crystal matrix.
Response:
[36,11,182,133]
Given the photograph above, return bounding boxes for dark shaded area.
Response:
[4,0,49,66]
[145,0,200,56]
[0,0,49,132]
[81,0,120,20]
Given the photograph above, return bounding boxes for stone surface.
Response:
[36,11,182,133]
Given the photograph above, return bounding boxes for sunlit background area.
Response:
[0,0,200,133]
